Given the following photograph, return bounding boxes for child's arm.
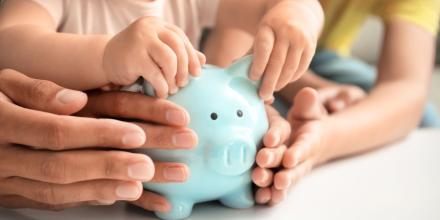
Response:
[0,0,109,90]
[204,0,324,100]
[0,0,204,97]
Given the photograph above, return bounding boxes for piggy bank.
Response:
[133,56,268,220]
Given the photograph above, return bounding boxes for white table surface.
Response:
[1,130,440,220]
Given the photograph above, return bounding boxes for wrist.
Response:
[316,116,346,164]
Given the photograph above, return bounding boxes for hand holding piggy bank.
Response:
[131,56,268,219]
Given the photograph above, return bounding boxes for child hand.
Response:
[103,17,206,98]
[253,88,329,205]
[250,0,323,101]
[318,85,366,113]
[251,104,291,204]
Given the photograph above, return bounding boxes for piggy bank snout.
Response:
[207,138,257,176]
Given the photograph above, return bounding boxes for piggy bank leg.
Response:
[219,183,254,209]
[155,198,194,220]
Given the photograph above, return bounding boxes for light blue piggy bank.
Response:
[137,56,268,220]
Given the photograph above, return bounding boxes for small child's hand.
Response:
[103,17,206,98]
[318,85,366,113]
[250,0,323,101]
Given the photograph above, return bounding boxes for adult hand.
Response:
[0,69,197,212]
[79,90,199,212]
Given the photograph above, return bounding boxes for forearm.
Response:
[0,25,109,90]
[320,21,435,163]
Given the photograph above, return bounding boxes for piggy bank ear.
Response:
[227,55,261,104]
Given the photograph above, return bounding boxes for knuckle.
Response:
[27,80,54,103]
[0,68,15,81]
[34,183,61,205]
[39,155,67,183]
[44,120,68,150]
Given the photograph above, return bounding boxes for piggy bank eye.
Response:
[210,112,218,120]
[236,109,243,118]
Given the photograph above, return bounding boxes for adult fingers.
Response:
[0,146,154,184]
[0,102,145,149]
[250,25,274,81]
[259,37,289,100]
[252,167,273,187]
[149,162,189,183]
[131,190,171,212]
[0,69,87,115]
[263,105,291,148]
[0,195,97,210]
[0,177,143,205]
[256,144,287,168]
[82,91,190,127]
[135,123,197,149]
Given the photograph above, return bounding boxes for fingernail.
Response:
[152,201,170,212]
[122,132,146,147]
[166,109,187,125]
[170,86,179,94]
[116,183,141,199]
[163,166,186,181]
[265,152,275,166]
[172,131,196,148]
[128,163,152,180]
[271,132,280,146]
[96,200,115,205]
[56,89,86,104]
[294,150,302,166]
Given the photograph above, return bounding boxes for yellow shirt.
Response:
[319,0,440,56]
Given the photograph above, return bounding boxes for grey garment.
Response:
[310,49,440,128]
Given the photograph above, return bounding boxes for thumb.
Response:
[0,69,87,115]
[291,87,326,121]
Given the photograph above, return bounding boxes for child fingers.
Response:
[274,160,313,191]
[269,186,287,205]
[167,25,202,80]
[255,187,272,204]
[252,167,273,187]
[283,133,313,168]
[256,145,287,168]
[149,162,189,183]
[275,46,302,91]
[159,30,189,91]
[259,38,289,100]
[292,46,315,82]
[148,39,177,95]
[141,66,169,99]
[250,25,275,81]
